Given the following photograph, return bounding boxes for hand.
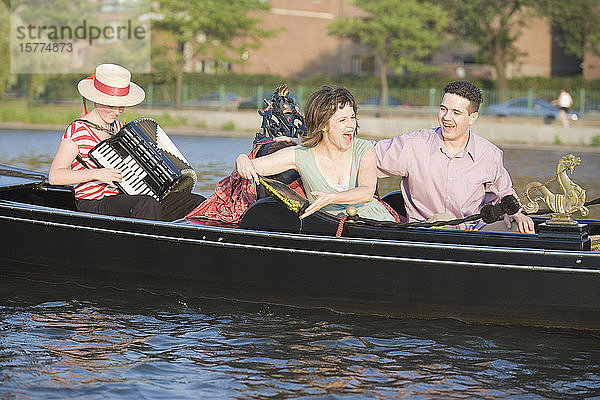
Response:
[95,168,121,187]
[300,191,335,219]
[504,212,535,234]
[273,136,300,144]
[236,154,259,183]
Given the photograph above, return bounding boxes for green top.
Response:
[295,138,395,221]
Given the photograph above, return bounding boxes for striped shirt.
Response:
[62,120,123,200]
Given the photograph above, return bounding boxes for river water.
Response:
[1,129,600,399]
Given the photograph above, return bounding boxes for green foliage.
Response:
[181,73,287,87]
[547,0,600,59]
[300,74,381,89]
[155,112,187,127]
[8,0,99,97]
[442,0,543,91]
[554,135,563,145]
[591,135,600,147]
[443,0,600,91]
[150,32,178,84]
[328,0,447,74]
[11,72,600,101]
[328,0,447,112]
[0,1,10,96]
[151,0,273,67]
[151,0,274,108]
[0,100,79,125]
[506,77,600,91]
[221,121,236,131]
[0,101,188,128]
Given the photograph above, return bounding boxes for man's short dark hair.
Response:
[443,81,483,114]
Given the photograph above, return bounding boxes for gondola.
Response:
[2,84,599,332]
[1,161,599,332]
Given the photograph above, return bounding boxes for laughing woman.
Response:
[236,85,395,221]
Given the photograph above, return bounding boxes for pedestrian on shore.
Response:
[374,80,535,233]
[552,88,574,127]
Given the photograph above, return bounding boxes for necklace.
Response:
[75,119,115,135]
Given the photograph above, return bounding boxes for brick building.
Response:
[186,0,598,80]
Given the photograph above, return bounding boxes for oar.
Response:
[0,166,46,185]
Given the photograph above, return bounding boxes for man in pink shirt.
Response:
[375,81,534,233]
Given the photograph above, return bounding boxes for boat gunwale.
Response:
[2,198,600,273]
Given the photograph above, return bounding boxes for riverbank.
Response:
[1,107,600,147]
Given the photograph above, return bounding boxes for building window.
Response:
[351,56,361,75]
[351,55,374,76]
[99,0,141,13]
[362,56,374,74]
[196,60,231,74]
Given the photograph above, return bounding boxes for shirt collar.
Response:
[434,127,475,161]
[464,131,476,161]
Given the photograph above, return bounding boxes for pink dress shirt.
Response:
[375,128,517,230]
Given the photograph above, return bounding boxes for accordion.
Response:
[89,117,197,201]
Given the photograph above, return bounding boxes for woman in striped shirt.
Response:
[49,63,201,221]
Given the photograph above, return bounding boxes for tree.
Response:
[8,0,97,100]
[442,0,546,92]
[444,1,600,91]
[328,0,447,114]
[151,0,272,109]
[547,0,600,61]
[0,0,11,97]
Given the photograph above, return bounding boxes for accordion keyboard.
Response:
[91,145,155,198]
[89,119,183,201]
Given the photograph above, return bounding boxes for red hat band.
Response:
[93,75,130,97]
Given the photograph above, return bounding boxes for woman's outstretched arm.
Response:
[300,148,377,218]
[235,146,296,183]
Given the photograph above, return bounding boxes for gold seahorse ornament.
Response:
[522,154,588,225]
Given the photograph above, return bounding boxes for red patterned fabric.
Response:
[185,140,306,223]
[184,170,258,223]
[185,139,400,224]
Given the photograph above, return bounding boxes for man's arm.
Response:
[488,151,535,234]
[374,135,411,178]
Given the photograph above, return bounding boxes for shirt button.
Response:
[449,177,453,181]
[447,195,451,200]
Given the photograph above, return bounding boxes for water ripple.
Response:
[2,134,600,398]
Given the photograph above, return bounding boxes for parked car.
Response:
[584,100,600,114]
[187,91,242,108]
[485,97,579,123]
[238,93,300,110]
[360,96,409,108]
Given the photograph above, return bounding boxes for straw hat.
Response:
[77,64,145,107]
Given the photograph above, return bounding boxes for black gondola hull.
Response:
[2,198,599,331]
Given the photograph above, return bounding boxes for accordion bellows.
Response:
[89,117,196,201]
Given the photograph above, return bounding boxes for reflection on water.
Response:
[1,130,600,398]
[1,278,599,399]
